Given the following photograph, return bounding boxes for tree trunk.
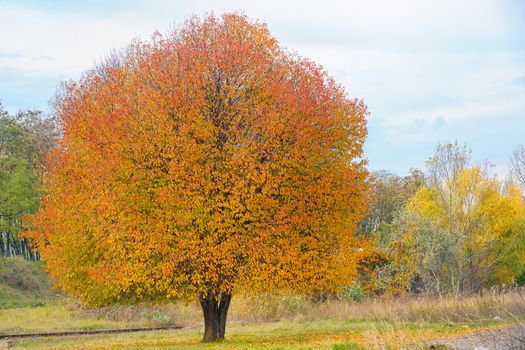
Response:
[6,231,11,257]
[0,233,5,257]
[199,292,232,342]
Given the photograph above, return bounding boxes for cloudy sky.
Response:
[1,0,524,176]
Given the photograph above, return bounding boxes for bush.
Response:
[338,283,366,303]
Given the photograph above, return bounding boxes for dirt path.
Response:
[428,324,525,350]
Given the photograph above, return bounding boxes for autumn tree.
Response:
[26,14,370,342]
[399,142,525,293]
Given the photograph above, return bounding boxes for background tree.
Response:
[510,145,525,192]
[26,14,371,342]
[0,105,57,169]
[357,169,425,294]
[360,169,425,245]
[0,103,57,238]
[398,143,525,293]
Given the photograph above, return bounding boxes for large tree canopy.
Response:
[26,14,370,341]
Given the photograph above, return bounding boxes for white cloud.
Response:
[0,5,162,77]
[0,0,523,176]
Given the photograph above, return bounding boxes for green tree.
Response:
[0,103,57,237]
[361,169,425,246]
[358,169,425,294]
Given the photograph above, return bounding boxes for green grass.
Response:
[0,303,146,334]
[5,317,501,350]
[1,258,523,349]
[0,299,509,350]
[0,257,53,308]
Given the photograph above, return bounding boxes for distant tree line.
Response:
[0,213,39,260]
[0,103,58,260]
[359,142,525,295]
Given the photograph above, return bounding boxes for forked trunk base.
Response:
[200,293,231,342]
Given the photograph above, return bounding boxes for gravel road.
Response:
[428,324,525,350]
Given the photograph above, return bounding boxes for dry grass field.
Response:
[2,258,524,349]
[2,287,524,349]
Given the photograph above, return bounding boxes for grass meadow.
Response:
[1,257,524,349]
[2,287,524,349]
